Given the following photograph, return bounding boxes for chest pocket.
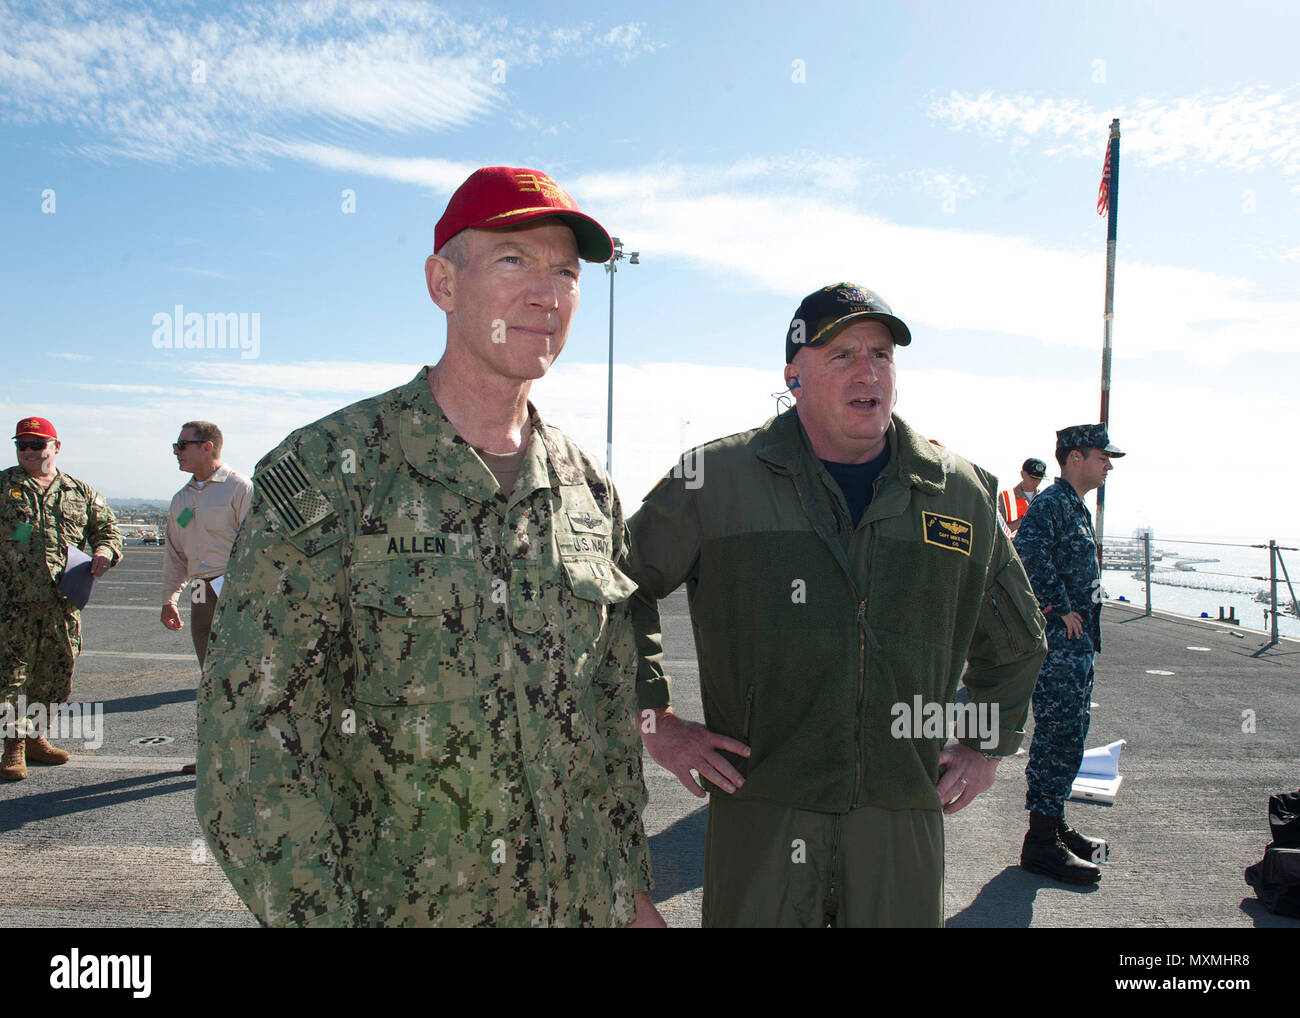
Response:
[561,554,637,603]
[557,502,636,600]
[349,558,481,704]
[553,506,638,676]
[57,495,89,545]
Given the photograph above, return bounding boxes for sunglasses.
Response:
[173,440,206,452]
[15,439,52,451]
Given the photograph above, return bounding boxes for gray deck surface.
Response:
[3,546,1296,928]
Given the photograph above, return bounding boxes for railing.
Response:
[1120,534,1300,644]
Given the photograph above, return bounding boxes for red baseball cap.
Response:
[435,166,613,263]
[14,417,57,440]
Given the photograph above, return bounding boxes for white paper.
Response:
[1078,739,1126,779]
[1069,739,1126,803]
[210,574,224,598]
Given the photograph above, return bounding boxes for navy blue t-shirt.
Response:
[820,446,891,527]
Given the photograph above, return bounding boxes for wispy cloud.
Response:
[70,382,196,395]
[270,147,888,201]
[925,87,1300,178]
[0,1,658,166]
[506,111,575,137]
[172,359,417,395]
[898,168,977,205]
[139,261,234,280]
[574,154,877,201]
[262,143,981,224]
[568,164,1300,365]
[265,141,475,191]
[242,147,1300,364]
[546,21,661,60]
[48,352,92,361]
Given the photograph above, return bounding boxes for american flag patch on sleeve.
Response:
[255,452,335,536]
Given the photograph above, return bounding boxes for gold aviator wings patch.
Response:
[922,511,973,555]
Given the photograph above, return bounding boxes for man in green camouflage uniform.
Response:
[2,416,122,781]
[196,167,660,927]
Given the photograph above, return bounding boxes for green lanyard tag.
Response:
[12,522,33,543]
[177,507,195,528]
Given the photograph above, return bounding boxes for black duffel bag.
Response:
[1245,789,1300,918]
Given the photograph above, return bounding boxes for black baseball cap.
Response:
[1056,424,1125,457]
[1023,458,1047,479]
[785,283,911,364]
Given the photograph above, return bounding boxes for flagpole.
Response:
[1096,117,1120,566]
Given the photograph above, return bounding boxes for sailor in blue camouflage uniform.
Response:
[1013,423,1124,884]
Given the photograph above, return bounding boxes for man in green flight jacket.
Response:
[627,283,1048,926]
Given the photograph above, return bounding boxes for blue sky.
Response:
[2,0,1297,540]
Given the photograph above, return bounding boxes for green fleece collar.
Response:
[755,410,948,495]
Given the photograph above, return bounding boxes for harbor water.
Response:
[1099,535,1300,639]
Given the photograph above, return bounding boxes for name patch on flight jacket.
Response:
[922,511,973,556]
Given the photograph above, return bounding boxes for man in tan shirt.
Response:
[161,421,251,773]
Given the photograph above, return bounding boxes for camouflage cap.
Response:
[785,283,911,364]
[1055,424,1125,457]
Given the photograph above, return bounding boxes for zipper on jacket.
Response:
[852,598,866,806]
[742,685,755,743]
[857,602,881,651]
[823,815,842,928]
[789,468,877,807]
[858,529,882,652]
[990,591,1013,643]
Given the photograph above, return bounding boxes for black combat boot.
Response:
[1021,811,1102,884]
[1058,818,1108,864]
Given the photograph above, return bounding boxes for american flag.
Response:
[1097,142,1112,216]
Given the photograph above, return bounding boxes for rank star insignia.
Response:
[922,511,973,555]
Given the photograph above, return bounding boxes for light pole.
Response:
[604,236,639,473]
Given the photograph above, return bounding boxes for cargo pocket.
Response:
[341,699,490,911]
[983,561,1046,656]
[349,558,480,704]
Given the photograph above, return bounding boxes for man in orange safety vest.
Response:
[998,458,1047,535]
